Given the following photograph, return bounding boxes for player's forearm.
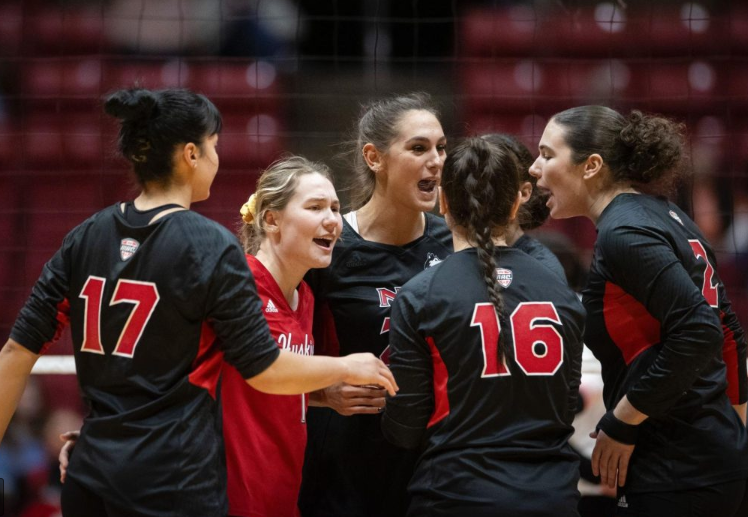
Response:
[613,395,648,425]
[733,403,747,425]
[0,339,39,443]
[247,350,360,395]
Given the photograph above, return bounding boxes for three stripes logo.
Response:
[617,495,628,508]
[265,299,279,313]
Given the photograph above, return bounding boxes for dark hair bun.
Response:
[617,110,684,184]
[104,89,159,121]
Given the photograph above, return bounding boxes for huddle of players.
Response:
[0,87,746,517]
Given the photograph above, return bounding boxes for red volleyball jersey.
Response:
[222,255,315,517]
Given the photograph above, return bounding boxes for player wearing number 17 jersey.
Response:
[0,89,397,517]
[382,137,585,517]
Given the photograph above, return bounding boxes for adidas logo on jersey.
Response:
[345,253,369,269]
[265,299,279,313]
[669,210,684,225]
[617,496,629,508]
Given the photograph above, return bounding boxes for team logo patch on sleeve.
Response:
[120,238,140,261]
[424,252,443,269]
[494,268,513,288]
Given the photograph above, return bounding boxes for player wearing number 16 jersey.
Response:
[382,137,585,517]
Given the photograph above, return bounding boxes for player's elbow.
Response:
[381,412,424,449]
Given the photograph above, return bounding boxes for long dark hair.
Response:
[349,92,440,209]
[104,88,222,186]
[441,137,520,362]
[552,106,685,195]
[481,133,549,230]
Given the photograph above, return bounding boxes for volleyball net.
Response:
[1,0,747,363]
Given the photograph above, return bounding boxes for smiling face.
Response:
[269,172,343,271]
[377,109,447,212]
[529,120,589,219]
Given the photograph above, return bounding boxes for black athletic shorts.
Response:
[615,478,748,517]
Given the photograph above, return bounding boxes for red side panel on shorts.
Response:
[189,322,223,399]
[721,311,740,404]
[426,336,450,428]
[40,298,71,354]
[313,301,340,357]
[603,282,661,365]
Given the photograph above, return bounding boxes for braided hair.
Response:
[441,137,520,362]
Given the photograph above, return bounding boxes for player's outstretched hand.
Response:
[590,429,635,489]
[340,353,398,397]
[59,430,80,483]
[318,383,386,416]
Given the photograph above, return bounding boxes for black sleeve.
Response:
[207,242,279,379]
[601,225,723,417]
[381,286,434,449]
[564,304,585,421]
[719,294,748,405]
[10,235,72,354]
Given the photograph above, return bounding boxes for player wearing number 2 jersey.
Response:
[530,106,748,517]
[0,88,396,517]
[382,137,585,516]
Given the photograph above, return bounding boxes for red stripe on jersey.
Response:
[603,282,661,365]
[720,311,740,404]
[426,336,450,428]
[40,298,71,355]
[188,322,223,399]
[313,301,340,357]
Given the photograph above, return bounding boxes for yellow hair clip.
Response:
[240,193,257,224]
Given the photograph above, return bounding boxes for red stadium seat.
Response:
[729,6,748,54]
[535,3,629,57]
[21,113,107,168]
[218,113,283,169]
[0,2,23,56]
[461,5,538,56]
[101,59,189,92]
[185,61,280,109]
[625,61,722,112]
[24,8,105,55]
[625,3,728,56]
[0,123,24,169]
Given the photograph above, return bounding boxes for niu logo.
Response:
[376,287,401,308]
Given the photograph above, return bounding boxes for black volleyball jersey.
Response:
[299,213,452,517]
[513,233,567,284]
[583,193,748,493]
[382,247,585,514]
[11,204,279,517]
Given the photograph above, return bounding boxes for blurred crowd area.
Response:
[0,1,746,515]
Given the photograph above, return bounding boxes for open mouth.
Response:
[418,179,437,193]
[313,238,333,249]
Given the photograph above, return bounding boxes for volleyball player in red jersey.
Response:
[0,88,395,517]
[299,93,452,517]
[222,156,342,517]
[382,136,585,516]
[530,106,748,517]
